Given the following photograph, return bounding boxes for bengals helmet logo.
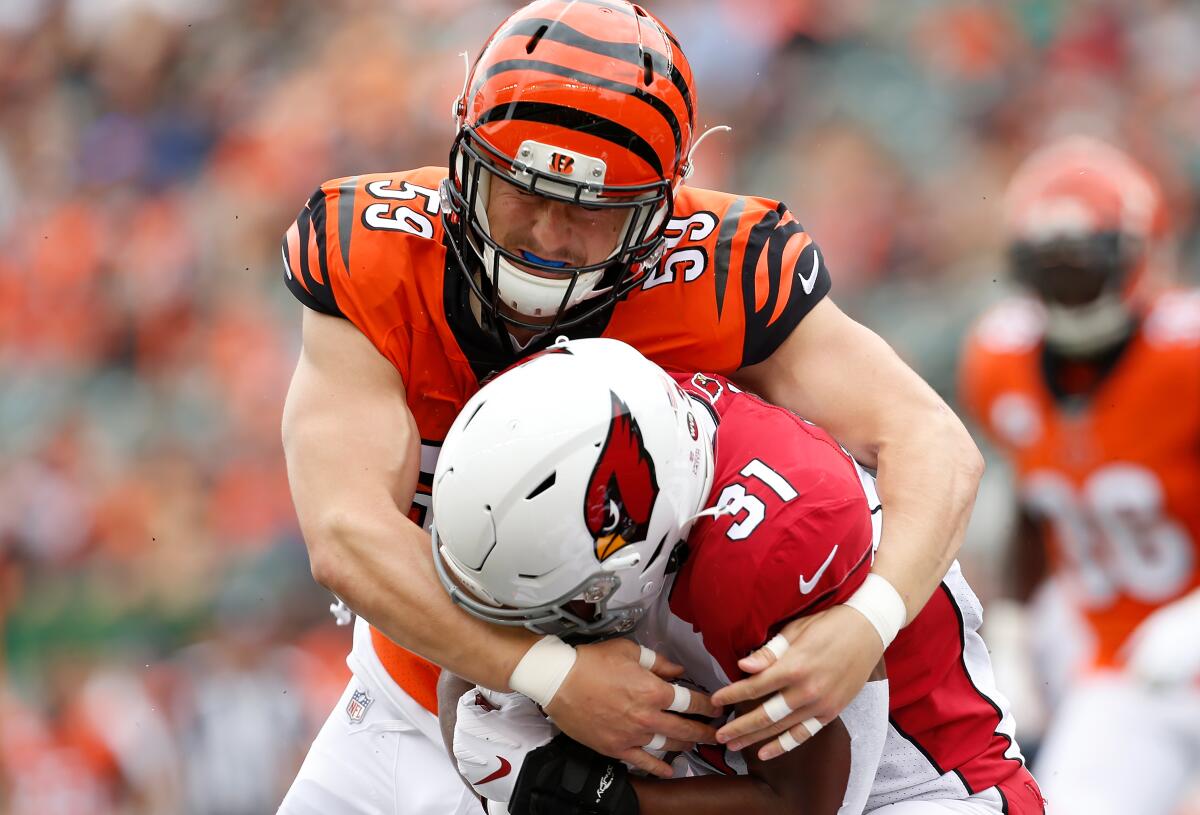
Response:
[548,152,575,175]
[585,392,659,561]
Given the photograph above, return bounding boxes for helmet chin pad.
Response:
[490,255,607,318]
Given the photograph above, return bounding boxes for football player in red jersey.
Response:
[278,2,984,811]
[433,338,1043,815]
[960,136,1200,815]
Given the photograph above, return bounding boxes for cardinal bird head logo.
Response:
[585,392,659,562]
[690,373,724,405]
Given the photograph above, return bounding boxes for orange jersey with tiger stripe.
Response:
[960,292,1200,669]
[282,166,830,710]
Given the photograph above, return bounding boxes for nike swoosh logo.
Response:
[799,545,838,594]
[797,248,820,295]
[478,756,512,785]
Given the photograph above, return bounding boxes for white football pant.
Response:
[1034,672,1200,815]
[278,619,478,815]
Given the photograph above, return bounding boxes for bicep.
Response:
[734,297,954,467]
[281,308,420,538]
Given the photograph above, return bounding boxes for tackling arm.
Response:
[715,297,983,744]
[736,298,984,622]
[282,309,542,686]
[283,310,716,776]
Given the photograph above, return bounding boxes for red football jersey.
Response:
[666,372,879,682]
[960,292,1200,670]
[282,168,832,711]
[649,373,1039,811]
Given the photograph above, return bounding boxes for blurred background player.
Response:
[959,135,1200,815]
[434,338,1042,815]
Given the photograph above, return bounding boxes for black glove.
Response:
[509,734,639,815]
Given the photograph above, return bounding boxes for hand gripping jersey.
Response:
[282,167,831,712]
[656,374,1039,812]
[960,292,1200,670]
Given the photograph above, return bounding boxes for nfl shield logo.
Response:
[346,688,373,724]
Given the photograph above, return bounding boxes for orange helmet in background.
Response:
[442,0,697,332]
[1004,136,1169,354]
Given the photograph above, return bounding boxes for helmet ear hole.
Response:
[461,399,487,431]
[525,471,556,500]
[639,532,668,575]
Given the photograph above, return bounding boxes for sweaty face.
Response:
[486,177,628,274]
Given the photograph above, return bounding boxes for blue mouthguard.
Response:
[520,250,568,268]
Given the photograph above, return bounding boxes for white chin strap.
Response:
[1044,293,1132,355]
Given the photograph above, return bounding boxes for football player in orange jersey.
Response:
[278,2,984,812]
[960,136,1200,815]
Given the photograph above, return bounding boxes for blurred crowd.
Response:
[0,0,1196,812]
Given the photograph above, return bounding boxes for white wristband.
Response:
[509,635,577,707]
[843,573,907,650]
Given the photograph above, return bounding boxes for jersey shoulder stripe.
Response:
[653,188,831,372]
[738,202,830,367]
[283,186,342,317]
[281,169,452,376]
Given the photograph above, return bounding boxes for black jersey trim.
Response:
[711,197,745,319]
[739,204,830,369]
[282,189,342,317]
[888,716,951,778]
[939,582,1026,781]
[283,254,339,316]
[336,176,358,274]
[309,190,330,286]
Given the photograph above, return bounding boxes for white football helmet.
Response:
[432,338,715,639]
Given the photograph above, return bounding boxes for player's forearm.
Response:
[733,300,984,624]
[870,406,983,623]
[305,505,537,688]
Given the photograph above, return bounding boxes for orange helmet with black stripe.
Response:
[441,0,697,332]
[1005,135,1168,354]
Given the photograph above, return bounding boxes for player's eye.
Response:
[601,499,621,533]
